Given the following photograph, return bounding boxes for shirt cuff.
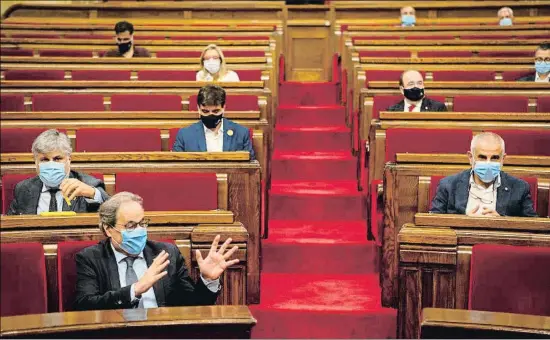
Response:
[130,283,136,300]
[85,188,104,203]
[200,275,221,292]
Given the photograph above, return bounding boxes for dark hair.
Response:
[536,42,550,53]
[197,85,226,107]
[114,21,134,35]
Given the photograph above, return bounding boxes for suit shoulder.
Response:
[149,241,180,257]
[179,121,202,134]
[76,242,104,260]
[517,73,535,82]
[426,97,446,108]
[439,170,469,187]
[387,101,404,111]
[75,171,103,186]
[502,172,529,190]
[226,119,249,133]
[13,176,40,191]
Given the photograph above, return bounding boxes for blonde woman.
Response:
[196,44,240,82]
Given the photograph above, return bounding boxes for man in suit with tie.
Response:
[172,85,255,160]
[517,43,550,82]
[387,70,447,112]
[430,132,537,217]
[7,129,109,215]
[74,192,239,310]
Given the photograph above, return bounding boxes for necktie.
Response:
[408,104,416,112]
[123,257,143,308]
[48,189,59,212]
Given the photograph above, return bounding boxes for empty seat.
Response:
[352,36,401,42]
[0,48,33,56]
[4,69,65,81]
[417,51,473,58]
[454,95,529,113]
[407,35,454,40]
[432,71,496,81]
[156,51,201,58]
[501,70,533,81]
[110,94,182,111]
[488,129,550,156]
[478,51,532,58]
[365,70,409,83]
[385,128,472,162]
[189,95,258,111]
[1,128,66,154]
[12,33,59,39]
[115,173,218,211]
[372,95,403,119]
[57,240,98,312]
[222,50,266,57]
[75,128,162,152]
[1,94,25,111]
[358,51,411,58]
[236,69,262,81]
[1,173,36,214]
[469,244,550,316]
[137,70,195,81]
[1,242,47,316]
[39,50,93,57]
[537,96,550,113]
[72,70,131,81]
[64,34,111,40]
[32,94,105,111]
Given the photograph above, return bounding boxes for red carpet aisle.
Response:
[250,82,397,338]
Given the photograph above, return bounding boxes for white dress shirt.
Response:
[535,73,550,83]
[196,70,240,82]
[204,119,224,152]
[404,99,422,112]
[465,173,501,215]
[37,185,104,214]
[110,243,220,308]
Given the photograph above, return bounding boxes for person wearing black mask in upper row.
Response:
[387,70,447,112]
[104,21,151,58]
[172,85,255,160]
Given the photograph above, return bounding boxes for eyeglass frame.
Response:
[111,218,150,231]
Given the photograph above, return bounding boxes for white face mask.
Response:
[204,58,221,75]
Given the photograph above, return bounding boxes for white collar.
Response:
[469,172,502,190]
[110,240,144,263]
[535,72,550,82]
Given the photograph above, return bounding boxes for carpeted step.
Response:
[277,105,346,127]
[269,181,364,221]
[250,273,397,339]
[271,151,356,181]
[274,126,350,151]
[263,220,378,274]
[279,82,340,106]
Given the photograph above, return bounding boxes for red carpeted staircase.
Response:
[250,82,397,339]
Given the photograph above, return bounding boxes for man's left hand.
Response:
[60,178,96,201]
[481,207,500,217]
[197,235,239,281]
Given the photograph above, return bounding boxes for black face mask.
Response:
[200,114,223,129]
[403,87,425,102]
[117,41,132,54]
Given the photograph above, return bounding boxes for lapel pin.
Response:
[504,187,509,191]
[227,129,234,136]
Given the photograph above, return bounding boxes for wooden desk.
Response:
[397,214,550,338]
[0,305,256,339]
[421,308,550,339]
[0,153,261,304]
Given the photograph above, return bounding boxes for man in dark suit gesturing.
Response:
[387,70,447,112]
[8,129,109,215]
[430,132,537,217]
[74,192,239,310]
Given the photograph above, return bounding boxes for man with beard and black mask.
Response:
[104,21,151,58]
[172,85,255,160]
[387,70,447,112]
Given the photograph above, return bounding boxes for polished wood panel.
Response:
[287,21,331,81]
[0,305,256,339]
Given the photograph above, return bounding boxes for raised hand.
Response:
[196,235,239,281]
[134,250,170,296]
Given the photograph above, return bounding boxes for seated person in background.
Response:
[430,132,537,217]
[498,7,514,26]
[7,129,109,215]
[74,192,239,310]
[517,42,550,82]
[387,70,447,112]
[104,21,151,58]
[172,85,255,160]
[196,44,240,82]
[400,6,416,27]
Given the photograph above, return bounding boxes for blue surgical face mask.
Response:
[401,15,416,27]
[473,161,501,184]
[39,161,67,188]
[499,18,513,26]
[535,61,550,75]
[113,226,147,255]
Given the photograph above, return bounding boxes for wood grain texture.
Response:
[396,154,550,167]
[0,80,264,89]
[415,213,550,231]
[1,152,251,163]
[379,111,550,122]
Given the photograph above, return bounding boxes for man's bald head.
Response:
[399,70,424,88]
[498,7,514,20]
[400,6,415,16]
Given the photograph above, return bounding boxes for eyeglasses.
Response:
[535,58,550,63]
[469,191,494,205]
[114,218,150,231]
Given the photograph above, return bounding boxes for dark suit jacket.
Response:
[103,46,151,58]
[430,170,537,217]
[74,239,219,311]
[7,170,109,215]
[517,73,536,82]
[387,97,448,112]
[172,118,256,160]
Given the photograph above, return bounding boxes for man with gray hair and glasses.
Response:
[74,192,239,310]
[7,129,109,215]
[430,132,537,217]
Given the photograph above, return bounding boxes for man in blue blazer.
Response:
[172,85,255,160]
[430,132,537,217]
